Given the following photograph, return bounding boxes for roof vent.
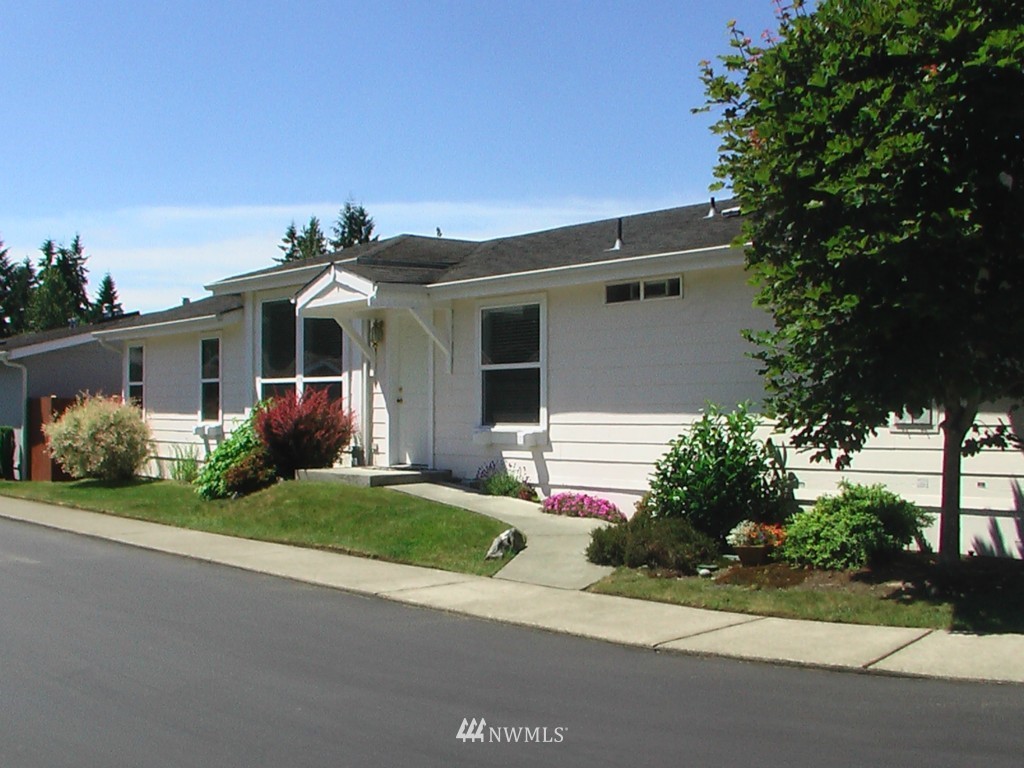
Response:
[182,297,190,305]
[705,197,718,219]
[606,217,624,251]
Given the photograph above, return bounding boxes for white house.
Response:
[88,200,1022,556]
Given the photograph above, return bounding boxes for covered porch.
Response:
[295,263,453,471]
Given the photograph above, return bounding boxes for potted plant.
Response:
[726,520,787,566]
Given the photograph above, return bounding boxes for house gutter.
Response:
[92,309,242,340]
[0,351,29,480]
[427,242,743,293]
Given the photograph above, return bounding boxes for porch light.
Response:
[369,319,385,350]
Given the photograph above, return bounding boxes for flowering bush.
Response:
[43,395,151,481]
[475,460,537,500]
[542,492,625,524]
[255,388,356,479]
[726,520,787,548]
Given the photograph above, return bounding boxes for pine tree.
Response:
[57,234,91,319]
[275,216,328,263]
[90,272,123,321]
[27,239,78,331]
[330,200,376,250]
[5,258,36,336]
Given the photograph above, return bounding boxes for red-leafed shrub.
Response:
[254,389,356,479]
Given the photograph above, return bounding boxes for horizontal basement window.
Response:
[605,277,682,304]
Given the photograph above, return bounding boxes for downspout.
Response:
[0,351,29,480]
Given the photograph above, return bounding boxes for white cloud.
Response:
[2,196,686,313]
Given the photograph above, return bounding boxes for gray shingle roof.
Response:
[0,313,139,352]
[435,199,742,283]
[218,198,742,289]
[93,294,244,333]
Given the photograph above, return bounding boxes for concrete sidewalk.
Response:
[1,493,1022,685]
[391,482,614,590]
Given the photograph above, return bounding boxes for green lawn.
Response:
[589,560,1024,633]
[0,479,511,577]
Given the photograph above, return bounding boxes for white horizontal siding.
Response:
[429,265,1024,556]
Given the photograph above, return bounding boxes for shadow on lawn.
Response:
[852,553,1024,635]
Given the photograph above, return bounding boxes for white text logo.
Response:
[456,717,487,742]
[456,717,566,744]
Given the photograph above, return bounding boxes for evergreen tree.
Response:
[276,216,329,263]
[330,200,376,250]
[5,258,36,336]
[90,272,123,321]
[0,238,12,338]
[27,239,78,331]
[57,234,92,319]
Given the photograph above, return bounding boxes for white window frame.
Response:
[126,344,145,410]
[300,315,346,402]
[476,295,547,433]
[257,297,346,404]
[199,336,222,423]
[605,275,683,304]
[892,406,936,431]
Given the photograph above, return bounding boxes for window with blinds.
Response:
[480,303,542,425]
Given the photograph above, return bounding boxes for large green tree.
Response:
[276,216,328,263]
[698,0,1024,560]
[330,199,376,250]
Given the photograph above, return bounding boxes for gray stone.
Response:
[486,527,526,559]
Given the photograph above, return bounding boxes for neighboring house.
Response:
[84,200,1021,555]
[0,320,128,477]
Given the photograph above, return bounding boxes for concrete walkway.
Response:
[1,492,1022,685]
[391,482,614,590]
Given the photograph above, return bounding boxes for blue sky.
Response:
[2,0,777,311]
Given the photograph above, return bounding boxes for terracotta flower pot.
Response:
[734,544,772,567]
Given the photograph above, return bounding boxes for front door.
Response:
[390,313,431,466]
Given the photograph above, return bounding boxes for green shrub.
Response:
[781,482,932,570]
[475,460,536,500]
[0,426,15,480]
[43,395,151,481]
[195,415,272,499]
[222,446,276,496]
[169,444,200,484]
[587,506,720,574]
[647,401,797,542]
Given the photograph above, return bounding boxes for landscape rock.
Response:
[486,527,526,559]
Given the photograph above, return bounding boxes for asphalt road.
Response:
[1,518,1021,768]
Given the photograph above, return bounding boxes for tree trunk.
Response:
[938,398,977,564]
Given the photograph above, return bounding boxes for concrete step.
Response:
[297,467,453,488]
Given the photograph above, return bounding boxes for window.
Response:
[304,318,344,377]
[605,276,682,304]
[127,345,144,408]
[893,407,934,429]
[605,282,641,304]
[200,337,220,422]
[480,303,542,425]
[260,299,344,402]
[261,299,296,379]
